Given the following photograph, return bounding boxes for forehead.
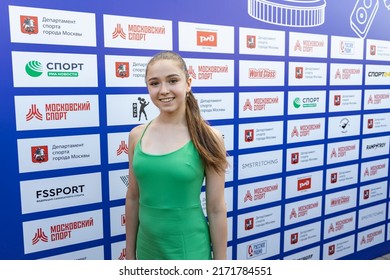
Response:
[146,59,184,77]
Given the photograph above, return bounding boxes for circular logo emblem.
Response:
[25,60,43,77]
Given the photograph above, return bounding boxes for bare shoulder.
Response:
[128,124,146,146]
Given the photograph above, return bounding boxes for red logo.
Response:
[20,15,38,34]
[245,218,254,230]
[112,24,126,39]
[244,190,253,202]
[367,119,374,129]
[243,99,253,111]
[331,172,338,184]
[291,233,298,244]
[121,214,126,226]
[197,31,217,47]
[328,244,335,255]
[32,228,49,245]
[26,104,43,121]
[116,62,130,78]
[118,248,126,260]
[117,141,129,155]
[289,208,297,219]
[291,152,299,164]
[31,146,49,163]
[247,245,254,257]
[364,189,370,200]
[247,35,256,49]
[245,129,254,142]
[334,95,341,106]
[297,177,311,191]
[291,126,299,137]
[370,45,376,55]
[187,65,197,79]
[294,40,302,51]
[295,67,303,79]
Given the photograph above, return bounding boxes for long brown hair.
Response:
[145,51,228,174]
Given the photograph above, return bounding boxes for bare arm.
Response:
[125,126,142,260]
[206,129,227,260]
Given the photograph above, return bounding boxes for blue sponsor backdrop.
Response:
[0,0,389,259]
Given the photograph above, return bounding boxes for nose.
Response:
[160,82,170,94]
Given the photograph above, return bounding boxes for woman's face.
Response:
[146,59,191,115]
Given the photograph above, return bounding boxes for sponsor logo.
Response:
[118,248,126,260]
[339,118,350,133]
[244,190,253,202]
[133,97,150,121]
[294,39,325,53]
[121,214,126,226]
[116,141,129,156]
[339,41,354,55]
[334,95,341,106]
[367,71,390,77]
[245,218,254,230]
[364,189,370,200]
[293,97,318,108]
[243,96,279,111]
[363,163,386,177]
[289,201,319,220]
[328,217,353,234]
[330,196,350,207]
[120,175,129,188]
[295,67,303,79]
[334,68,361,80]
[243,183,279,203]
[290,208,297,219]
[330,144,357,158]
[26,104,43,121]
[328,244,335,255]
[291,233,298,244]
[370,45,376,55]
[367,93,389,104]
[249,68,276,79]
[360,229,383,245]
[291,152,299,164]
[115,62,129,78]
[25,60,84,78]
[247,241,267,259]
[297,178,311,191]
[197,31,217,47]
[32,228,49,244]
[367,119,373,129]
[331,172,338,183]
[188,65,197,79]
[20,15,38,35]
[25,101,91,122]
[186,63,229,80]
[25,60,43,77]
[31,217,95,245]
[291,123,321,138]
[36,184,85,199]
[31,146,49,163]
[247,35,256,48]
[245,129,254,142]
[112,24,126,39]
[365,142,386,150]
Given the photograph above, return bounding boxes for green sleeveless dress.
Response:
[132,123,212,260]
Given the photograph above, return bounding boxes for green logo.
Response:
[293,97,301,108]
[25,60,43,77]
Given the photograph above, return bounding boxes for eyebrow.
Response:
[147,73,181,82]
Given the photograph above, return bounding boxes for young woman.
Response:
[125,51,228,260]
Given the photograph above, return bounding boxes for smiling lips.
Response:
[160,97,174,103]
